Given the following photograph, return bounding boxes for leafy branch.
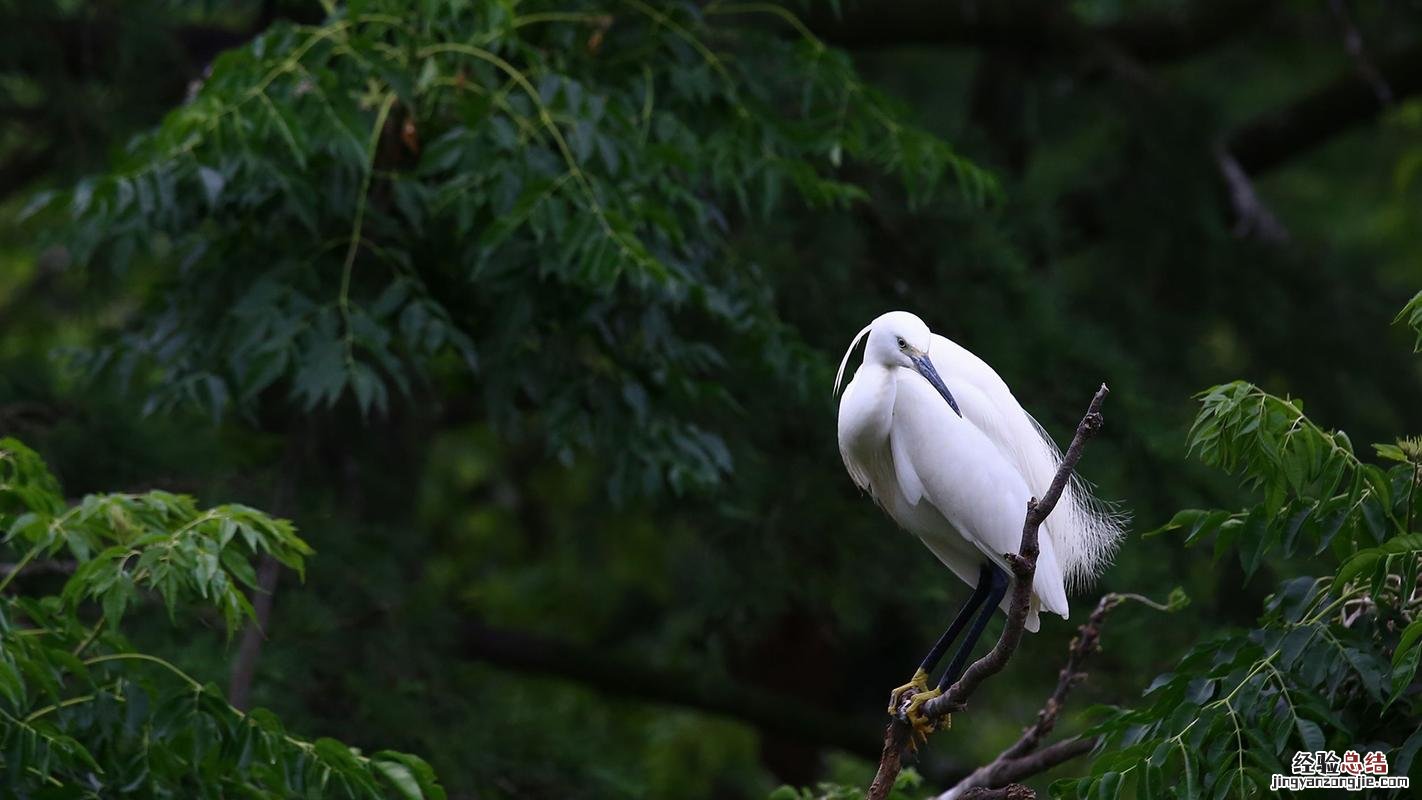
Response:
[0,438,443,798]
[1052,291,1422,798]
[35,0,996,499]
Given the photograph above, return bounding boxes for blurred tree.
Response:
[1,0,1420,798]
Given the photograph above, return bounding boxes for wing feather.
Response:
[890,432,925,506]
[929,334,1126,591]
[892,370,1069,619]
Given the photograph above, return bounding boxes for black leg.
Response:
[915,562,994,677]
[936,563,1009,691]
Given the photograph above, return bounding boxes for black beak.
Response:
[911,353,962,418]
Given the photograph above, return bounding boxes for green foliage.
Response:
[7,1,1422,798]
[2,436,312,634]
[0,438,443,798]
[1156,379,1409,575]
[1056,295,1422,799]
[1188,381,1360,517]
[1397,290,1422,352]
[35,0,992,499]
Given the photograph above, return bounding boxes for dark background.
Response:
[3,1,1421,797]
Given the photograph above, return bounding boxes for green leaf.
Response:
[1393,289,1422,351]
[373,759,423,800]
[1143,509,1208,538]
[314,737,363,770]
[1394,618,1422,667]
[1339,647,1388,702]
[1295,718,1325,752]
[1095,771,1121,800]
[1373,442,1408,463]
[1395,726,1422,776]
[1143,762,1162,800]
[1150,509,1234,550]
[101,573,132,629]
[0,659,27,708]
[1335,551,1379,589]
[1387,645,1420,710]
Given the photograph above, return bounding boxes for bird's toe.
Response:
[886,668,930,716]
[903,686,944,743]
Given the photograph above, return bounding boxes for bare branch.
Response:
[1215,146,1289,244]
[960,785,1037,800]
[867,384,1110,800]
[987,737,1096,785]
[938,594,1131,799]
[1212,36,1422,228]
[1229,41,1422,176]
[1326,0,1393,106]
[937,738,1096,799]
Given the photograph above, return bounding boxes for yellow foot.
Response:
[886,668,930,716]
[904,687,944,743]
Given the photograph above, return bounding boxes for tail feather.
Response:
[1057,475,1129,591]
[1028,417,1129,592]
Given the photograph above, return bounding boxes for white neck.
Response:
[837,363,898,458]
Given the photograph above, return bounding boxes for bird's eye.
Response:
[896,337,907,350]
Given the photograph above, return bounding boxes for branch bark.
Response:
[867,384,1110,800]
[936,594,1131,799]
[959,786,1037,800]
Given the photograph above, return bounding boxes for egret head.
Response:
[834,311,962,417]
[863,311,931,370]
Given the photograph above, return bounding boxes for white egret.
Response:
[834,310,1123,733]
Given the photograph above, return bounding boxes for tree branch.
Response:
[1326,0,1393,106]
[959,784,1038,800]
[785,1,1415,181]
[936,594,1132,799]
[228,554,282,709]
[228,437,303,709]
[457,620,883,758]
[867,384,1110,800]
[1215,146,1289,243]
[1228,41,1422,176]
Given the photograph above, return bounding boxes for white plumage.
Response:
[835,311,1124,632]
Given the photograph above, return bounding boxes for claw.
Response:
[904,686,946,744]
[886,668,930,716]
